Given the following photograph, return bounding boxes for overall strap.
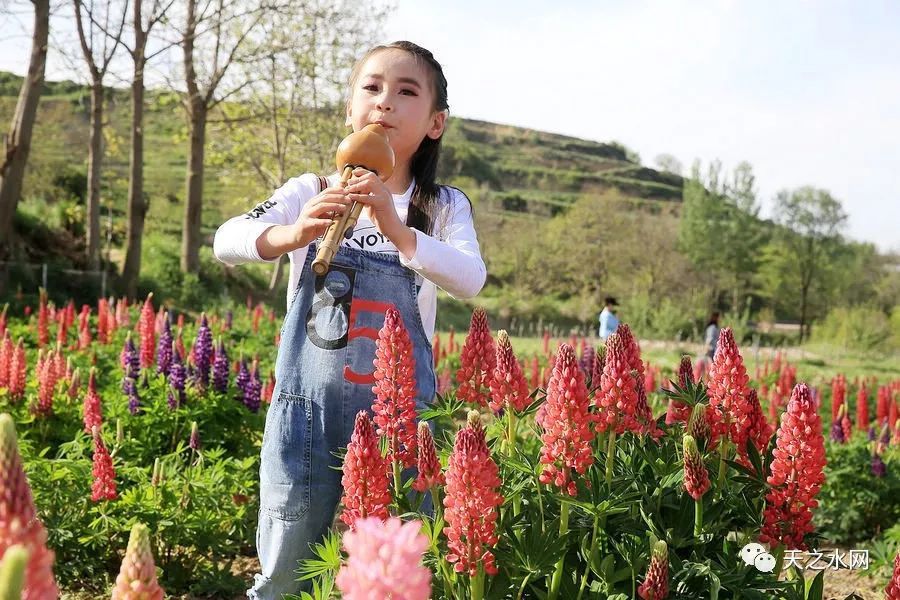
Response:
[317,175,328,193]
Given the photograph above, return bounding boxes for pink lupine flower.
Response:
[759,383,827,551]
[595,334,642,436]
[371,307,418,469]
[340,411,391,529]
[336,517,431,600]
[7,340,26,401]
[0,334,11,390]
[706,328,751,449]
[413,421,444,493]
[111,523,165,599]
[637,541,669,600]
[82,368,103,434]
[0,414,59,599]
[489,330,531,413]
[443,421,503,577]
[138,294,155,370]
[886,550,900,600]
[683,435,709,501]
[455,308,496,406]
[536,344,595,496]
[91,427,117,502]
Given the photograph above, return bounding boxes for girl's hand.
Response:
[345,168,401,233]
[291,185,351,247]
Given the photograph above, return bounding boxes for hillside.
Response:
[0,71,682,227]
[0,71,684,320]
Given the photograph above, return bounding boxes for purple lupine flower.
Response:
[193,314,213,388]
[212,339,229,393]
[168,346,186,409]
[881,425,892,445]
[157,315,173,376]
[868,426,877,441]
[236,358,250,400]
[580,345,596,376]
[121,334,140,392]
[872,453,887,477]
[830,418,845,443]
[124,376,140,414]
[225,310,233,330]
[189,421,200,451]
[243,362,262,413]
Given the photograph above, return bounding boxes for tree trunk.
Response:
[799,284,809,344]
[181,100,206,273]
[122,9,146,299]
[0,0,49,258]
[86,81,104,268]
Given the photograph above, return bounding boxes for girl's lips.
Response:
[372,120,393,129]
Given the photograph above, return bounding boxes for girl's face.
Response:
[346,49,446,169]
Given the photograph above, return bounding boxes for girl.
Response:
[213,41,486,599]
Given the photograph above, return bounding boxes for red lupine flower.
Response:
[112,523,165,599]
[489,330,531,413]
[857,383,870,431]
[0,333,11,390]
[759,383,827,551]
[878,386,891,427]
[83,368,103,434]
[0,304,6,339]
[589,346,605,391]
[595,334,642,436]
[741,390,774,463]
[32,350,59,417]
[97,299,110,343]
[886,551,900,600]
[371,307,418,469]
[91,427,117,502]
[637,540,669,600]
[831,374,847,422]
[455,308,496,406]
[536,344,595,496]
[443,422,503,577]
[666,356,693,426]
[37,289,49,348]
[706,328,751,449]
[138,293,155,369]
[686,403,711,443]
[340,411,391,530]
[683,435,709,500]
[8,340,26,401]
[617,324,656,432]
[413,421,444,493]
[0,414,59,598]
[891,401,899,434]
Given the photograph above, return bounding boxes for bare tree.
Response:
[172,0,275,274]
[0,0,50,259]
[72,0,128,269]
[209,0,384,292]
[119,0,176,297]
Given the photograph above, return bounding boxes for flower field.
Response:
[0,294,900,599]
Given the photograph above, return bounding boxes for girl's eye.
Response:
[400,89,418,96]
[362,84,378,92]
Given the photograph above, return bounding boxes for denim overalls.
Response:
[249,243,436,599]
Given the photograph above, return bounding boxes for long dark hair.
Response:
[348,41,452,235]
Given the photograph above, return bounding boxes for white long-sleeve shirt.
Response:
[213,173,486,341]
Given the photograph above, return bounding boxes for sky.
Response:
[1,0,898,251]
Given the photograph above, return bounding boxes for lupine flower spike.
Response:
[759,383,827,551]
[111,523,165,599]
[336,517,431,600]
[637,540,669,600]
[456,308,496,406]
[340,411,391,530]
[0,414,59,598]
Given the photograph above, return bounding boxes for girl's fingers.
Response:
[345,193,374,204]
[308,202,348,217]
